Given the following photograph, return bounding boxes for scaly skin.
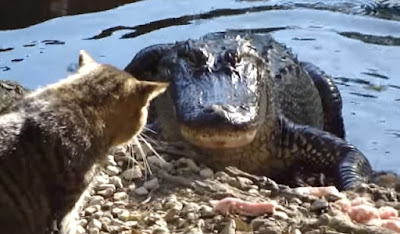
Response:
[125,32,372,190]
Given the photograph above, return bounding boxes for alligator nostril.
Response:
[203,106,215,114]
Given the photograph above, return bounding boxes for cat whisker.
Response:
[134,136,152,177]
[138,134,165,163]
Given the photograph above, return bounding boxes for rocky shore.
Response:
[72,141,400,234]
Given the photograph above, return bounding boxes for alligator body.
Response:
[125,32,372,190]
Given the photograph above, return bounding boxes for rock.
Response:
[144,178,160,190]
[186,212,199,220]
[95,183,116,192]
[93,211,104,219]
[109,176,123,189]
[220,219,236,234]
[88,228,100,234]
[118,209,130,221]
[121,166,143,180]
[88,218,102,230]
[200,205,215,217]
[135,186,149,195]
[310,199,329,212]
[75,225,86,234]
[95,175,109,184]
[97,188,114,198]
[182,202,200,213]
[111,207,124,216]
[100,216,112,225]
[200,168,214,178]
[273,211,289,220]
[236,176,254,189]
[88,196,105,206]
[114,191,129,201]
[148,155,174,171]
[84,206,99,216]
[77,219,88,228]
[127,183,136,192]
[125,220,139,227]
[152,226,170,234]
[110,146,127,156]
[165,200,183,211]
[106,165,121,176]
[177,158,200,173]
[107,155,117,166]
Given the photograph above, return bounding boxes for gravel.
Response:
[72,141,400,234]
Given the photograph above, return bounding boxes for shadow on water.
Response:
[85,5,287,40]
[0,0,144,30]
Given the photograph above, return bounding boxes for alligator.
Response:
[124,32,373,190]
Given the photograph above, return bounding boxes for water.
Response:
[0,0,399,172]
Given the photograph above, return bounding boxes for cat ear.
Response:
[138,81,169,103]
[79,50,96,67]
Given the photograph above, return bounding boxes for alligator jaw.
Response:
[180,124,257,149]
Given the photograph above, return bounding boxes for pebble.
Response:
[88,218,102,230]
[273,211,289,220]
[177,158,200,173]
[144,178,160,190]
[125,221,138,227]
[113,191,129,201]
[106,165,121,176]
[310,199,329,212]
[165,200,183,211]
[75,225,86,234]
[110,146,127,156]
[93,211,104,219]
[147,155,174,171]
[84,206,98,216]
[199,168,214,178]
[121,166,143,180]
[95,183,116,192]
[111,207,124,216]
[107,155,117,166]
[88,196,105,206]
[109,176,123,189]
[200,205,215,217]
[182,202,200,213]
[135,186,149,195]
[95,175,109,184]
[88,228,100,234]
[152,226,170,234]
[100,216,112,225]
[118,209,130,221]
[77,219,88,227]
[186,212,198,220]
[97,188,114,197]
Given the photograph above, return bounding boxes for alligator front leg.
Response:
[277,116,372,190]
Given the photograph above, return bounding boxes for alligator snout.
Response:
[198,104,244,127]
[179,103,259,149]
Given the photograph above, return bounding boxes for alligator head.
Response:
[125,33,272,149]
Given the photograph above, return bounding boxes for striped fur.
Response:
[0,51,168,234]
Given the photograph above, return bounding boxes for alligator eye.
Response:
[178,45,207,67]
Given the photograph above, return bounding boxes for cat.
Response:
[0,50,168,234]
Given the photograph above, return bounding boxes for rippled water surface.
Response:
[1,0,399,172]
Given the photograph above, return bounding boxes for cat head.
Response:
[78,50,168,146]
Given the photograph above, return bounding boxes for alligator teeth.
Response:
[180,124,257,149]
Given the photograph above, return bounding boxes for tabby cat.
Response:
[0,51,168,234]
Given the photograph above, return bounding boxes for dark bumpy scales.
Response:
[125,32,372,190]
